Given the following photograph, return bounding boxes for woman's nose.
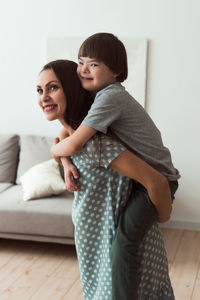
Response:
[41,90,50,102]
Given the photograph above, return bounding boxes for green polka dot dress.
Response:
[71,134,175,300]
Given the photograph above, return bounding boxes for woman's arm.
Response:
[109,150,172,223]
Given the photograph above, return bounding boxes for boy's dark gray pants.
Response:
[111,180,178,300]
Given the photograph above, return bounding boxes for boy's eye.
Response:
[78,61,84,65]
[91,63,98,67]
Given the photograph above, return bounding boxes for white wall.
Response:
[0,0,200,228]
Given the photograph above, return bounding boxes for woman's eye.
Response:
[50,85,58,91]
[37,88,43,95]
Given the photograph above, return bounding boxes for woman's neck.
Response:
[59,119,74,136]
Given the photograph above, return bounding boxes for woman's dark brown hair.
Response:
[78,33,128,82]
[41,59,94,129]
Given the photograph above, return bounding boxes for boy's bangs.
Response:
[78,42,103,61]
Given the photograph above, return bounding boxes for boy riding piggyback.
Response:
[52,33,180,299]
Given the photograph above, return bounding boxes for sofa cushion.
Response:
[0,183,13,193]
[0,134,19,183]
[20,159,66,201]
[0,185,74,238]
[16,135,54,184]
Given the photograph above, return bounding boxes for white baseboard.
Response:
[159,220,200,231]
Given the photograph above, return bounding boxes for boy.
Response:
[51,33,180,299]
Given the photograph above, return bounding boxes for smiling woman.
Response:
[37,69,67,123]
[37,60,93,131]
[36,59,176,299]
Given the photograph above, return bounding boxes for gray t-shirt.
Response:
[82,82,180,181]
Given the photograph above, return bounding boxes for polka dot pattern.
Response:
[72,135,129,300]
[137,223,175,299]
[71,134,174,300]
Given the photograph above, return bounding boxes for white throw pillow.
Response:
[20,159,66,201]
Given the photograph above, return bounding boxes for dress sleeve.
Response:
[92,134,126,169]
[81,92,122,134]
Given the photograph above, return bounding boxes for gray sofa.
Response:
[0,133,75,244]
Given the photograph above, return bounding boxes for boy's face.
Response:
[77,57,118,93]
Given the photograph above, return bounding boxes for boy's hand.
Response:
[52,135,80,191]
[157,203,172,223]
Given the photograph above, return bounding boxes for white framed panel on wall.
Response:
[47,36,148,107]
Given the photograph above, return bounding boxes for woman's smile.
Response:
[43,104,57,113]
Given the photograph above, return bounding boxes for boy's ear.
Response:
[112,72,120,78]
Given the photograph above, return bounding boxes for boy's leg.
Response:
[111,180,178,300]
[111,182,157,300]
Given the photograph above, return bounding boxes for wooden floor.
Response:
[0,228,199,299]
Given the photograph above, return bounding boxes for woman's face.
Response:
[37,69,66,122]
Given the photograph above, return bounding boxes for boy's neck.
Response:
[92,81,119,96]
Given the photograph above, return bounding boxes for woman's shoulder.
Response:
[76,133,125,157]
[72,133,126,170]
[92,133,126,156]
[93,133,120,146]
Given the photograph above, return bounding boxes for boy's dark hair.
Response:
[78,33,128,82]
[41,60,94,129]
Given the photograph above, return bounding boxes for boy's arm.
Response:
[51,90,120,158]
[51,125,97,158]
[109,150,172,223]
[60,156,80,191]
[53,136,80,191]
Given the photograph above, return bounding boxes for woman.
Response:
[37,59,175,300]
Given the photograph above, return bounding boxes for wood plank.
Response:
[191,263,200,300]
[51,246,80,280]
[0,239,34,268]
[0,241,47,290]
[169,230,200,300]
[0,250,17,269]
[0,273,47,300]
[0,243,68,298]
[30,277,75,300]
[161,228,183,267]
[62,278,84,300]
[0,229,200,300]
